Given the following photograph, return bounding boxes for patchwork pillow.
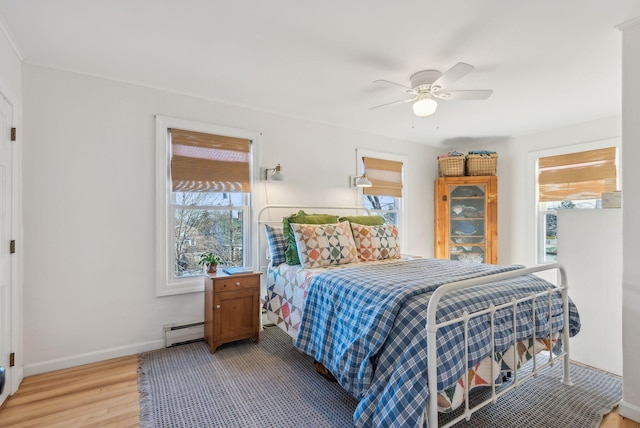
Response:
[351,223,401,261]
[283,211,340,265]
[264,224,286,267]
[290,221,358,269]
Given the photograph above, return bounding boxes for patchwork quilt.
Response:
[265,259,399,338]
[436,334,558,413]
[265,258,580,428]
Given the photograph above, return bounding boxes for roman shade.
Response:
[362,157,403,198]
[538,147,617,202]
[170,128,251,192]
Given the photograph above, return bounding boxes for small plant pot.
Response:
[207,263,218,273]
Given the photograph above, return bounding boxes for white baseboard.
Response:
[10,366,24,395]
[23,339,165,377]
[619,399,640,423]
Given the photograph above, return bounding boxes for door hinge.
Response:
[10,128,16,141]
[9,240,15,254]
[9,353,14,367]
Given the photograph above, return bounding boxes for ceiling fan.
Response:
[370,62,493,117]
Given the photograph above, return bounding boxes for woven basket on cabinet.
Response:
[438,157,465,176]
[466,153,498,176]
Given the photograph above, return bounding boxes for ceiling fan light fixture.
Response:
[371,63,491,116]
[413,96,438,117]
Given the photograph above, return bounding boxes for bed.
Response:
[258,205,581,428]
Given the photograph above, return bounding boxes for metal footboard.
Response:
[425,263,572,427]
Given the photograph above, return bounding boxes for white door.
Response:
[0,93,12,406]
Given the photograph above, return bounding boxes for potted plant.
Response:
[198,253,222,273]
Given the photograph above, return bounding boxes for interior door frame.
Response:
[0,87,23,403]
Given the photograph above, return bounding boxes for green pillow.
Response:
[338,215,386,226]
[338,215,386,238]
[283,211,340,265]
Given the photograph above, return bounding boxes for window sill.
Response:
[156,276,205,297]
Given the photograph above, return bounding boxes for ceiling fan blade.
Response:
[431,62,474,90]
[369,97,416,110]
[434,89,493,100]
[373,79,415,92]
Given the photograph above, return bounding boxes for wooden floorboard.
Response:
[602,408,640,428]
[0,353,637,427]
[0,355,139,428]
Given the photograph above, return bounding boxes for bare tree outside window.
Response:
[173,192,246,276]
[363,195,398,224]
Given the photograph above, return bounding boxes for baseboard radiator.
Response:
[163,321,205,347]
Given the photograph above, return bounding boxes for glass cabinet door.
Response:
[448,184,487,263]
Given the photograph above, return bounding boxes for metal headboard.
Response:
[256,204,372,275]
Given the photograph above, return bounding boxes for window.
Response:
[156,116,259,296]
[356,149,407,251]
[535,145,618,263]
[362,194,399,224]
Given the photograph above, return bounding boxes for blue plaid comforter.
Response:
[294,258,581,428]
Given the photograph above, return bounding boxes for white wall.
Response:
[21,64,439,374]
[557,209,622,376]
[0,29,21,100]
[620,17,640,423]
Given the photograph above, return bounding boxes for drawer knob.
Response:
[216,305,220,309]
[235,282,241,286]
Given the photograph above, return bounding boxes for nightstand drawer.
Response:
[213,275,259,293]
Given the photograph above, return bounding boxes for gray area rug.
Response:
[138,326,621,427]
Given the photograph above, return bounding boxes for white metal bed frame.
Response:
[257,205,574,428]
[425,262,573,427]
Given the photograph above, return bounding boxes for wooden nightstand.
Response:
[204,271,262,353]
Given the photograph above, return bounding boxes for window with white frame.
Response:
[156,116,258,296]
[536,144,619,263]
[356,150,407,248]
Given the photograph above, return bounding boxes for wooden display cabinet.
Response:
[204,271,261,353]
[434,176,498,264]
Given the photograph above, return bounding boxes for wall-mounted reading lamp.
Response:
[263,164,285,181]
[352,173,372,188]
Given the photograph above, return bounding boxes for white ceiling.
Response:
[1,0,639,147]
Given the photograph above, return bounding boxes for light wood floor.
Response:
[0,354,637,427]
[602,409,640,428]
[0,355,139,427]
